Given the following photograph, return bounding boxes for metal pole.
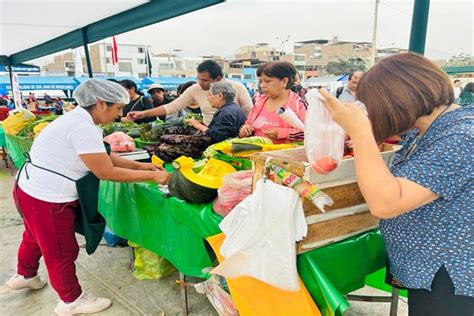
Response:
[81,28,93,78]
[7,57,19,109]
[408,0,430,55]
[370,0,379,66]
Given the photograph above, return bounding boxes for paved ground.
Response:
[0,160,407,315]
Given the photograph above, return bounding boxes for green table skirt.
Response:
[0,125,6,148]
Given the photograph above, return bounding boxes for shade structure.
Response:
[0,0,224,65]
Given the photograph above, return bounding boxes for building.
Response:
[294,39,329,60]
[44,42,153,78]
[235,43,283,62]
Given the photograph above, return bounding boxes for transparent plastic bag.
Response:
[104,131,136,152]
[304,89,345,174]
[213,170,253,217]
[194,269,238,316]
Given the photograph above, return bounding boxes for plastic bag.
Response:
[213,170,253,217]
[304,89,345,174]
[194,269,238,316]
[2,110,36,135]
[129,241,176,280]
[212,180,307,291]
[104,131,136,152]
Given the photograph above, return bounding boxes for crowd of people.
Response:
[2,53,473,315]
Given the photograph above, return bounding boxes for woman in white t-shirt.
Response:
[6,79,170,316]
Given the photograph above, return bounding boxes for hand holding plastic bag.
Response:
[304,89,345,174]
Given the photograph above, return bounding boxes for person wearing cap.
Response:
[128,60,253,125]
[148,83,174,107]
[6,79,171,315]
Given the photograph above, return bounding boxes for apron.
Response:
[14,144,111,255]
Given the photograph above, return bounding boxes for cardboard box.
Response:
[251,144,399,253]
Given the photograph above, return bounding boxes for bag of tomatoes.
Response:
[304,89,345,174]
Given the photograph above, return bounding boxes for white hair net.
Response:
[73,78,130,107]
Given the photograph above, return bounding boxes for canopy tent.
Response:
[142,76,196,90]
[0,76,77,91]
[0,0,224,65]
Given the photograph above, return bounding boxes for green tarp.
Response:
[5,134,401,316]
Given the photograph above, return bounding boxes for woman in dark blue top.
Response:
[187,81,246,143]
[320,53,473,315]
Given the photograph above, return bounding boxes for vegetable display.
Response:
[101,121,140,136]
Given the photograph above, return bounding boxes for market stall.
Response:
[2,108,404,316]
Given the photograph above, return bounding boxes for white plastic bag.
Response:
[212,180,307,292]
[194,272,238,316]
[304,89,345,174]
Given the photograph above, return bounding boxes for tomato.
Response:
[311,156,338,174]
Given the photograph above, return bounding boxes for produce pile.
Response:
[15,114,57,140]
[145,126,212,162]
[101,121,140,136]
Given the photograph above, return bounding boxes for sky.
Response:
[30,0,473,65]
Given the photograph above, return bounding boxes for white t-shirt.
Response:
[18,106,106,203]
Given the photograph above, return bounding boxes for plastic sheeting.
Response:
[298,230,387,316]
[208,233,321,316]
[0,125,6,147]
[98,181,223,278]
[5,134,32,168]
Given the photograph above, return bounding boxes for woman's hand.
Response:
[187,118,207,132]
[152,170,171,185]
[263,128,278,139]
[318,89,371,138]
[239,124,253,138]
[127,111,145,121]
[120,116,131,123]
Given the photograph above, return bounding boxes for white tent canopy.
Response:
[0,0,148,56]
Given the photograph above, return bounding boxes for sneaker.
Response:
[54,292,112,315]
[6,274,47,290]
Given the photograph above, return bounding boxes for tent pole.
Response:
[81,28,94,78]
[7,57,19,109]
[408,0,430,55]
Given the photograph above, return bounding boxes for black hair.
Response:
[177,81,196,95]
[453,79,461,84]
[463,82,473,93]
[107,78,119,83]
[349,71,363,80]
[257,62,297,89]
[197,60,223,79]
[120,79,144,96]
[83,101,115,112]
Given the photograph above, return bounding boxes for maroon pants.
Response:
[13,186,82,302]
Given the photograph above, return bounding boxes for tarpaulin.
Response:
[0,125,6,148]
[297,230,387,316]
[5,134,32,168]
[98,181,222,278]
[208,233,321,316]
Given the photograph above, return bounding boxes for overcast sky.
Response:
[31,0,473,65]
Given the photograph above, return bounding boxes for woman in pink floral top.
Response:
[239,62,307,144]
